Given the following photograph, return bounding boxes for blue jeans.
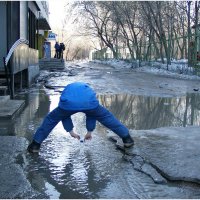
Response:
[33,105,129,143]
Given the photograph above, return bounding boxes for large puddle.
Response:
[1,90,199,137]
[1,88,200,198]
[98,93,200,129]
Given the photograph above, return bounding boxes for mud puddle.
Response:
[98,93,200,130]
[1,90,200,198]
[1,91,200,137]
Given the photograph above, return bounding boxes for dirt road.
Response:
[1,61,200,199]
[44,61,200,97]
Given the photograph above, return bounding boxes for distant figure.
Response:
[54,42,60,59]
[59,42,65,59]
[27,82,134,153]
[43,42,49,59]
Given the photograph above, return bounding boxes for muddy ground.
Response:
[44,61,200,97]
[1,61,200,199]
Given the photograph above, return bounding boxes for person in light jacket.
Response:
[27,82,134,153]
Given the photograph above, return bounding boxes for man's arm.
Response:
[69,130,80,140]
[84,131,92,140]
[85,115,96,140]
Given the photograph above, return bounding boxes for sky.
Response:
[48,0,67,30]
[48,0,94,47]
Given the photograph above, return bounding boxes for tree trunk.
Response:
[187,1,192,66]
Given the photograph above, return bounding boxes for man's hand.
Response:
[84,132,92,140]
[70,130,80,140]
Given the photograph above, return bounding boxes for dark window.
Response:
[7,1,20,49]
[28,9,37,49]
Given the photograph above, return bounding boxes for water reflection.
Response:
[25,132,118,199]
[2,90,200,198]
[0,88,50,139]
[98,93,200,130]
[1,91,200,137]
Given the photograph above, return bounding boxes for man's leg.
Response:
[85,105,134,147]
[33,107,67,144]
[85,105,128,137]
[28,108,77,153]
[28,107,65,152]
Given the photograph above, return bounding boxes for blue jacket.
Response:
[59,82,99,110]
[54,43,60,51]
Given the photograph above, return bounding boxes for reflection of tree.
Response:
[98,94,200,130]
[137,97,170,129]
[184,93,200,126]
[35,91,51,118]
[183,95,189,127]
[12,90,51,140]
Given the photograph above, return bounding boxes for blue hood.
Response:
[59,82,99,110]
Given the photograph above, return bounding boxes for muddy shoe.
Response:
[27,140,41,153]
[122,135,134,148]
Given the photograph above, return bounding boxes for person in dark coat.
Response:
[54,42,60,59]
[59,42,65,59]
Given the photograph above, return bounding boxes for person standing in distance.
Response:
[54,42,60,59]
[27,82,134,153]
[59,42,65,60]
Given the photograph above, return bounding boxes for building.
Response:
[0,1,51,98]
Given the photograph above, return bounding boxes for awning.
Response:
[38,18,51,30]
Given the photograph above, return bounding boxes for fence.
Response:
[92,33,200,68]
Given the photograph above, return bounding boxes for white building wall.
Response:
[20,1,28,40]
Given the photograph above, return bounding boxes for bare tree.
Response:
[193,1,200,66]
[141,2,172,66]
[75,2,121,58]
[69,1,199,67]
[172,2,188,59]
[109,2,143,60]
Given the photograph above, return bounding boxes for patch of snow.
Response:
[92,59,200,81]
